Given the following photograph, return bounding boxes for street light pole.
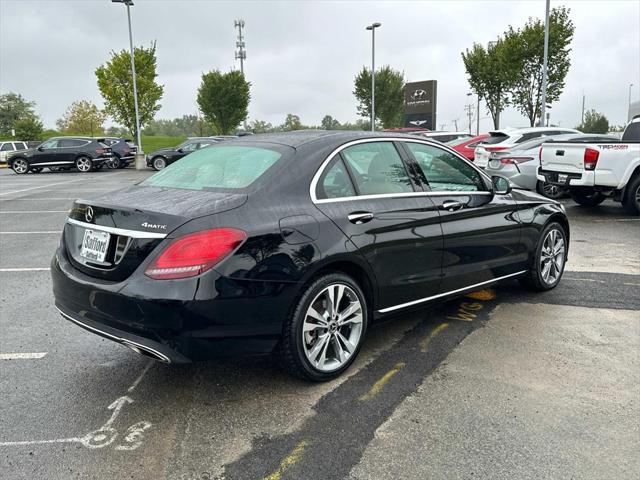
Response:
[366,22,381,132]
[629,83,634,121]
[539,0,551,127]
[113,0,143,157]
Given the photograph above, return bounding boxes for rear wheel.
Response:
[622,175,640,216]
[279,273,368,381]
[569,188,606,207]
[537,180,565,200]
[520,221,567,291]
[75,156,92,173]
[11,158,28,174]
[152,156,167,170]
[106,155,121,169]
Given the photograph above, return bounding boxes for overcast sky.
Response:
[1,0,639,132]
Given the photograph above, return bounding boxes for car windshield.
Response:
[142,145,282,191]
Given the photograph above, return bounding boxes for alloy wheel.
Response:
[540,228,565,285]
[12,159,28,174]
[153,157,166,170]
[76,157,92,172]
[302,283,363,372]
[635,184,640,209]
[542,182,563,199]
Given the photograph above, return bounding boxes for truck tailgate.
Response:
[540,143,587,174]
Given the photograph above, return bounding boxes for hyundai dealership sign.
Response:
[404,80,437,129]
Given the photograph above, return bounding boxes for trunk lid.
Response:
[64,185,247,281]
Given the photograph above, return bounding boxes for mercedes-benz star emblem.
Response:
[85,206,94,223]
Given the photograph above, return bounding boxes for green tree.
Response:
[14,116,44,140]
[505,7,575,126]
[95,42,164,136]
[578,109,609,133]
[56,100,107,136]
[353,65,405,129]
[321,115,341,130]
[462,40,518,129]
[0,92,37,136]
[281,113,304,131]
[197,70,250,135]
[249,119,274,133]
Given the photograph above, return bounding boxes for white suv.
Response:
[474,127,580,167]
[0,141,29,163]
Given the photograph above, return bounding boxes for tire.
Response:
[520,221,567,291]
[30,167,43,173]
[11,158,29,174]
[152,156,167,171]
[536,180,565,200]
[621,175,640,216]
[75,156,93,173]
[569,188,606,206]
[279,273,368,382]
[106,155,121,169]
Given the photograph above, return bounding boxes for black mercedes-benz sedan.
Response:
[52,131,569,381]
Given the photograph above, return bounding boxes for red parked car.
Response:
[446,134,489,161]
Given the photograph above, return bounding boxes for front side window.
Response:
[1,143,13,152]
[406,143,486,192]
[181,142,199,152]
[142,146,281,191]
[341,142,413,195]
[39,140,59,149]
[317,158,356,199]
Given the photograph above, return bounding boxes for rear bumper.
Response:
[93,157,111,166]
[537,167,591,187]
[485,166,537,190]
[51,244,299,362]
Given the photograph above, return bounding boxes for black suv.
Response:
[146,137,219,170]
[102,137,138,169]
[8,137,113,174]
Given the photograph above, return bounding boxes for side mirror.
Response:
[37,146,44,152]
[492,175,512,195]
[177,148,184,153]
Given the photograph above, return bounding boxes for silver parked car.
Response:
[484,133,619,198]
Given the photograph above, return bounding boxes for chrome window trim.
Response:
[310,137,493,204]
[67,218,167,239]
[378,270,527,314]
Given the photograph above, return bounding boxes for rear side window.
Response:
[317,158,356,199]
[341,142,413,195]
[406,143,485,192]
[515,132,544,143]
[622,121,640,142]
[59,139,89,147]
[1,143,13,151]
[142,146,281,191]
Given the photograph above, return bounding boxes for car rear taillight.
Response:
[145,228,247,280]
[584,148,599,171]
[500,156,534,164]
[96,148,105,155]
[485,146,507,152]
[539,147,543,163]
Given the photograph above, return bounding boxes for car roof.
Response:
[224,130,432,149]
[489,127,580,135]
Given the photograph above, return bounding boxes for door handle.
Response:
[440,200,465,212]
[348,212,374,224]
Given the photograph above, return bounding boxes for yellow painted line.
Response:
[358,362,406,401]
[465,288,496,301]
[263,440,309,480]
[419,323,449,352]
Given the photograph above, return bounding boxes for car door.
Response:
[404,141,525,293]
[312,140,443,312]
[31,139,61,166]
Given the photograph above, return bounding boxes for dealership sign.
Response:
[404,80,437,130]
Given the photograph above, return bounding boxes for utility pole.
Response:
[476,95,480,135]
[366,23,382,132]
[539,0,551,127]
[629,83,635,121]
[234,19,247,130]
[581,92,585,126]
[465,93,473,134]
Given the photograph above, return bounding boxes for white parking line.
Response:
[0,352,47,360]
[0,210,68,214]
[0,198,78,201]
[0,178,85,196]
[0,268,51,272]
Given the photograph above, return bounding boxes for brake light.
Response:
[145,228,247,280]
[584,148,599,171]
[96,148,105,155]
[499,156,534,164]
[485,146,507,152]
[539,147,543,163]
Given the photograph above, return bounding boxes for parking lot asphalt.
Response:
[1,168,638,480]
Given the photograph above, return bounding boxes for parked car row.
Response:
[0,140,29,164]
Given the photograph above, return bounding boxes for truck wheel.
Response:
[569,188,606,207]
[537,180,565,200]
[622,175,640,216]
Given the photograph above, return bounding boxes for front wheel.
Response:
[569,188,605,206]
[279,273,368,381]
[11,158,29,174]
[520,222,567,291]
[75,156,93,173]
[621,175,640,216]
[152,156,167,170]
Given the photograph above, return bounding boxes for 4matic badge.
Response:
[141,222,167,230]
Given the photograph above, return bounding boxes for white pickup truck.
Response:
[537,116,640,215]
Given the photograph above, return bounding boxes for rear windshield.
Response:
[482,133,509,145]
[142,145,281,191]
